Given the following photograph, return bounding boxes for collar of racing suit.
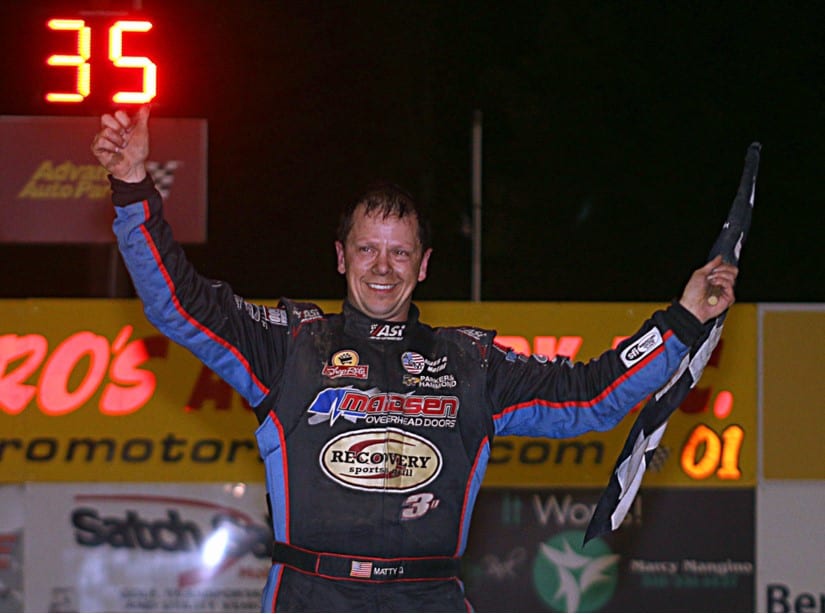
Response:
[341,300,421,341]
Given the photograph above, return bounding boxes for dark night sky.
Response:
[1,0,823,303]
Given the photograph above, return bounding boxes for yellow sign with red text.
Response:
[0,299,757,487]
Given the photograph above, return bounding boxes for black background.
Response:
[1,0,823,303]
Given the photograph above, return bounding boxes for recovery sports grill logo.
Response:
[319,427,442,492]
[306,387,459,428]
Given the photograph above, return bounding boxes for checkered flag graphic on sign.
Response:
[146,160,181,200]
[584,142,760,544]
[647,445,670,473]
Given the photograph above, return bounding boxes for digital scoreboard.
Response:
[0,4,168,115]
[44,17,156,105]
[41,11,158,111]
[0,5,208,245]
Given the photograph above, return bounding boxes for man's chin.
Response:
[362,301,409,322]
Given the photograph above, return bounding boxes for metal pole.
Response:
[471,110,482,302]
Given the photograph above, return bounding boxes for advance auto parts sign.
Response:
[320,428,442,492]
[0,115,206,244]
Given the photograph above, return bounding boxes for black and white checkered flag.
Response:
[584,142,761,543]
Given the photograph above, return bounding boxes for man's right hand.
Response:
[91,105,150,183]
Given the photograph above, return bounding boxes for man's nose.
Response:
[372,249,391,274]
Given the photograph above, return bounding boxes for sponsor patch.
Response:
[369,323,406,340]
[266,306,288,326]
[401,352,448,375]
[322,350,369,380]
[619,327,664,368]
[402,374,457,389]
[401,352,426,374]
[426,356,448,372]
[307,387,459,428]
[234,296,287,328]
[457,327,485,341]
[319,427,442,492]
[294,307,323,323]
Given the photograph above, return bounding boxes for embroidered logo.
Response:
[620,328,663,368]
[320,428,442,492]
[369,323,406,340]
[322,350,369,380]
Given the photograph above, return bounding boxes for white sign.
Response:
[0,485,24,612]
[23,482,270,612]
[757,481,825,612]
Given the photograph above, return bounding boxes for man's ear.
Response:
[417,248,433,282]
[335,241,346,274]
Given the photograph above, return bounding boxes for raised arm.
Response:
[89,105,284,418]
[91,105,150,183]
[678,254,738,323]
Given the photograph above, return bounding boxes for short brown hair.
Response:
[337,181,432,250]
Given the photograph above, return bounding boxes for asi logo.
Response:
[369,323,405,341]
[532,530,619,612]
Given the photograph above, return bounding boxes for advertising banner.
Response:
[1,299,757,488]
[760,305,825,480]
[462,487,755,612]
[756,481,825,612]
[0,485,24,612]
[0,115,207,244]
[23,482,271,612]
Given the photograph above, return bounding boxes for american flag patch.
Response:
[350,561,373,578]
[401,351,426,374]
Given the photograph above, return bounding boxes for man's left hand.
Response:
[679,255,739,323]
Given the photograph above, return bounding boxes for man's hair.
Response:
[336,181,432,251]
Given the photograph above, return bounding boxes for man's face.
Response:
[335,204,431,322]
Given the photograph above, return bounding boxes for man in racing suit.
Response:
[91,106,739,612]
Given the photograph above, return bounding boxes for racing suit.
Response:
[110,175,705,612]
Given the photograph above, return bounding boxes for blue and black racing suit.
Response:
[109,175,704,612]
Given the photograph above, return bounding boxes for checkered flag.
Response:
[146,160,181,200]
[584,142,761,543]
[647,445,670,473]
